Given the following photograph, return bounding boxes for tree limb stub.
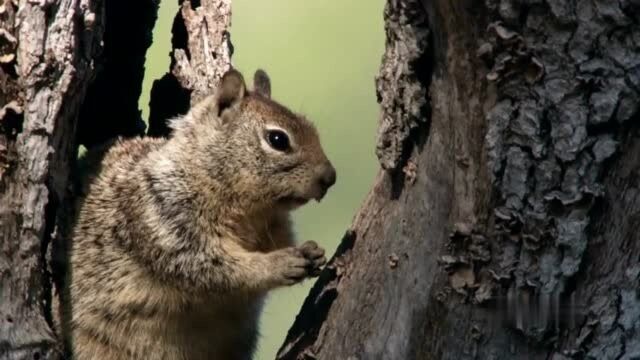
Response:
[147,0,232,138]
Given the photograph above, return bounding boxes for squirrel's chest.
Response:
[240,214,295,252]
[188,296,264,354]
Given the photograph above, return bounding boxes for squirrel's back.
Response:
[69,136,264,359]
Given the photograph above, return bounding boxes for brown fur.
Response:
[66,69,336,360]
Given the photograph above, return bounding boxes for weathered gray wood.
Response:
[147,0,232,137]
[279,0,640,359]
[0,0,104,358]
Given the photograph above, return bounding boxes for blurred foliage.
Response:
[139,1,384,358]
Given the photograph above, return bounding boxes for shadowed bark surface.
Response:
[0,0,105,358]
[278,0,640,359]
[75,0,159,148]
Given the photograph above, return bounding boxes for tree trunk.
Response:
[278,0,640,359]
[0,0,105,358]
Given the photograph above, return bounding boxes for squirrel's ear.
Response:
[253,69,271,98]
[217,69,246,115]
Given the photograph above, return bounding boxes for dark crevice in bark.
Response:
[0,108,23,141]
[41,192,59,332]
[147,73,191,137]
[276,231,357,360]
[76,0,159,148]
[146,9,193,138]
[0,63,18,84]
[375,0,432,176]
[171,10,190,62]
[390,34,434,199]
[147,9,193,137]
[146,11,191,138]
[225,31,235,60]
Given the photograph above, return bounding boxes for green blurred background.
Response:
[139,1,384,358]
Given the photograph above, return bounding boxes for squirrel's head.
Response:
[172,69,336,211]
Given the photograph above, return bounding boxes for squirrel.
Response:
[65,68,336,360]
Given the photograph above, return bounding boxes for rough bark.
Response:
[147,0,232,137]
[0,0,105,358]
[279,0,640,359]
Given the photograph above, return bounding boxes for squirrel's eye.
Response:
[266,130,291,152]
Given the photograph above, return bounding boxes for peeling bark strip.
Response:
[375,0,431,172]
[147,0,232,137]
[0,0,104,358]
[281,0,640,359]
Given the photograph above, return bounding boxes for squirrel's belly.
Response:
[168,299,263,359]
[71,296,263,360]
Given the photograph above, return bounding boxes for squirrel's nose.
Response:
[316,163,336,198]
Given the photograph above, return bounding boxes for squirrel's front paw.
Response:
[268,241,326,287]
[297,240,326,276]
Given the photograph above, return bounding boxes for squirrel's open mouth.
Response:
[278,196,310,207]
